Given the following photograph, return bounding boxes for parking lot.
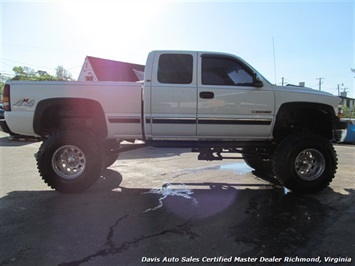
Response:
[0,131,354,265]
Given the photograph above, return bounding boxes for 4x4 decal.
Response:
[14,98,35,107]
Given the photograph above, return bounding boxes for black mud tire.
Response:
[104,139,120,168]
[273,132,337,194]
[242,148,274,173]
[104,154,119,168]
[36,131,103,193]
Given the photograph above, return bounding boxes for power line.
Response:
[1,43,85,55]
[0,58,81,77]
[1,58,57,70]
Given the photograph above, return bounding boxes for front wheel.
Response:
[36,131,103,193]
[242,147,274,173]
[273,132,338,194]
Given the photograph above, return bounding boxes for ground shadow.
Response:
[1,168,354,266]
[0,135,41,147]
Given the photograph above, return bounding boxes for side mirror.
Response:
[253,73,263,88]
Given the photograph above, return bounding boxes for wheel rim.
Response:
[294,148,325,181]
[52,145,86,179]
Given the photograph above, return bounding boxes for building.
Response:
[339,93,355,118]
[78,56,145,82]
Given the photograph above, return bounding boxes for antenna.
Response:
[273,37,277,84]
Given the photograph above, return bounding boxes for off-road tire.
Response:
[242,148,274,173]
[104,154,119,168]
[104,139,120,168]
[273,132,337,194]
[36,130,103,193]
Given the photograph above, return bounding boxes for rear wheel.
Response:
[104,139,121,168]
[37,130,103,193]
[273,132,337,193]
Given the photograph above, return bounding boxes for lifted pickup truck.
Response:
[3,50,341,194]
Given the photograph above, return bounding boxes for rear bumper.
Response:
[0,119,12,134]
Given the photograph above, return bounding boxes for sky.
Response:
[1,0,354,97]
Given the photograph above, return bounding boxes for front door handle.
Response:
[199,91,214,99]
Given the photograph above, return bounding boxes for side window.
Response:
[158,54,193,84]
[202,56,254,86]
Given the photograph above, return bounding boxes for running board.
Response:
[148,140,270,149]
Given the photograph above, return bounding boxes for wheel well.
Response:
[33,98,107,137]
[273,102,336,140]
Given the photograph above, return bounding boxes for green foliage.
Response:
[12,66,40,80]
[0,82,4,100]
[11,65,75,81]
[56,65,73,81]
[343,105,355,119]
[1,64,74,99]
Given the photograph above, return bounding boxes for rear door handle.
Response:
[199,91,214,99]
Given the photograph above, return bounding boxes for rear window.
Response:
[158,54,193,84]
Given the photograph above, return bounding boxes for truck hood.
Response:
[272,84,341,116]
[273,84,335,97]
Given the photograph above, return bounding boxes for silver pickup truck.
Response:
[3,50,341,194]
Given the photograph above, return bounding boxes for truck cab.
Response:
[144,51,274,141]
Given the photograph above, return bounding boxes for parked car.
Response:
[0,103,4,119]
[336,118,355,144]
[0,103,16,135]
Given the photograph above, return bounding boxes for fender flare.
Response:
[33,98,107,137]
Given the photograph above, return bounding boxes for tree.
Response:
[36,70,57,81]
[10,65,74,81]
[0,82,4,100]
[351,68,355,78]
[56,65,73,81]
[1,65,74,98]
[12,66,37,80]
[12,66,58,81]
[343,105,355,119]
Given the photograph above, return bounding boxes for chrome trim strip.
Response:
[145,117,272,125]
[198,118,272,125]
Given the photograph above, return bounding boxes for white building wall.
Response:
[77,57,98,82]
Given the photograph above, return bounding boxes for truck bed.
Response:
[5,81,143,138]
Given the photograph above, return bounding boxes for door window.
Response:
[202,56,254,86]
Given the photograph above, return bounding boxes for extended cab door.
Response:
[197,53,275,140]
[146,51,198,139]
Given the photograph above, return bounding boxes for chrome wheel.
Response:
[295,149,325,181]
[52,145,86,179]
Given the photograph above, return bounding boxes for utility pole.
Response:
[281,77,284,86]
[316,78,324,91]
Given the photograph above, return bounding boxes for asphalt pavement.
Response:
[0,132,354,266]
